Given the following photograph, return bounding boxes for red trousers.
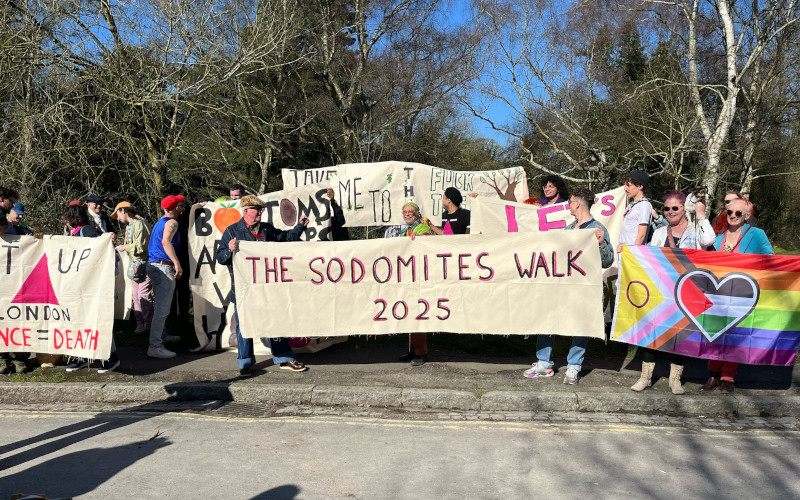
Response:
[708,360,738,382]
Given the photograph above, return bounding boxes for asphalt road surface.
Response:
[2,405,799,499]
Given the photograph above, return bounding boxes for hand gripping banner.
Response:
[0,235,115,359]
[232,230,605,338]
[611,245,800,366]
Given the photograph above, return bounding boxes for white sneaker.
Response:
[523,361,555,379]
[563,367,580,385]
[147,345,176,359]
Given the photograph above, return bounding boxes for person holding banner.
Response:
[631,190,716,395]
[701,197,773,394]
[4,202,34,236]
[428,187,470,235]
[113,202,154,334]
[327,188,349,241]
[385,202,433,366]
[524,187,613,385]
[536,176,569,206]
[61,204,120,373]
[229,183,244,200]
[0,186,16,236]
[216,195,310,376]
[146,195,185,359]
[617,170,652,253]
[85,194,112,233]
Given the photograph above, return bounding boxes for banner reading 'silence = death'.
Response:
[0,235,115,359]
[233,230,604,338]
[188,182,334,351]
[282,161,530,227]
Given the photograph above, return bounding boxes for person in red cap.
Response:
[145,194,186,359]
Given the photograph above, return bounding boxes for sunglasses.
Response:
[664,206,681,212]
[726,210,744,218]
[244,207,264,213]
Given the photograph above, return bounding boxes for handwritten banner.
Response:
[282,161,530,226]
[232,230,604,338]
[188,182,337,351]
[470,185,626,320]
[470,185,626,246]
[611,245,800,366]
[0,235,115,359]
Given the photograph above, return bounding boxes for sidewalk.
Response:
[2,336,799,417]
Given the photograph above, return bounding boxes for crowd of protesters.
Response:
[0,174,774,393]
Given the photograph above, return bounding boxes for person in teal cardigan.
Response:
[702,198,773,394]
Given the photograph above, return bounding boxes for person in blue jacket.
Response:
[216,195,310,376]
[701,197,773,394]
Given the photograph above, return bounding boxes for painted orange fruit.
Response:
[214,203,242,232]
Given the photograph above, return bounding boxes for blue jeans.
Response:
[233,309,295,369]
[147,262,176,348]
[536,335,589,371]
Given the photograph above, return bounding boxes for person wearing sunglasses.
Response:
[216,195,310,376]
[631,190,716,395]
[701,197,773,394]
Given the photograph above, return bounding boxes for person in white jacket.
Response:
[648,190,715,249]
[631,190,715,395]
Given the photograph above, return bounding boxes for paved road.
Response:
[2,405,799,499]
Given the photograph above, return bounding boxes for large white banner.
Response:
[282,161,530,226]
[233,230,604,338]
[188,182,340,351]
[470,185,627,319]
[0,235,115,359]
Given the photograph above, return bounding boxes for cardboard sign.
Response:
[282,161,530,226]
[233,230,604,338]
[0,235,115,359]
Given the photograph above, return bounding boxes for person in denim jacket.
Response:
[216,195,310,376]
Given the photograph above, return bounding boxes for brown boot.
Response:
[631,362,655,392]
[701,372,721,391]
[720,380,735,394]
[668,363,685,395]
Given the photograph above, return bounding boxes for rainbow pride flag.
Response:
[611,245,800,366]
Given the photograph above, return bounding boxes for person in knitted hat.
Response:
[216,194,311,376]
[145,194,186,359]
[429,187,470,235]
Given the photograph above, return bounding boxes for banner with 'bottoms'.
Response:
[188,181,339,352]
[233,230,604,338]
[612,245,800,366]
[0,235,115,359]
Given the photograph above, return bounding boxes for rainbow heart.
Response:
[675,270,760,343]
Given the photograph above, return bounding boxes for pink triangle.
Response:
[12,254,60,305]
[443,221,454,235]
